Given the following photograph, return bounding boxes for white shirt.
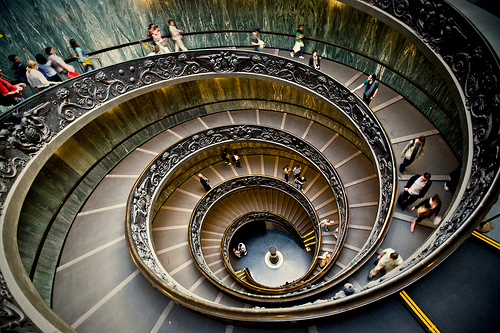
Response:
[26,69,50,88]
[48,54,75,73]
[408,176,427,195]
[169,25,182,40]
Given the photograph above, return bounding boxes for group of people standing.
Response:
[251,26,382,106]
[1,43,83,105]
[147,20,188,55]
[282,165,307,192]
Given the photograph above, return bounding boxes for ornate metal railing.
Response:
[214,191,320,294]
[126,124,361,303]
[0,1,498,329]
[1,49,394,326]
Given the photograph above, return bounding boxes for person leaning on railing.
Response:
[0,68,25,106]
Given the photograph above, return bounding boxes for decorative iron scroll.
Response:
[193,178,319,294]
[0,271,39,332]
[358,0,500,273]
[188,176,318,291]
[126,125,356,299]
[1,50,393,217]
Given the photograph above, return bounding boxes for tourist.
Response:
[0,68,25,106]
[45,47,76,78]
[198,173,211,191]
[368,248,403,279]
[317,252,331,268]
[7,54,29,85]
[26,60,58,92]
[35,54,62,82]
[221,148,231,165]
[232,151,241,168]
[399,136,426,173]
[283,165,290,182]
[295,176,306,192]
[398,172,432,211]
[292,165,302,179]
[251,28,264,51]
[69,39,95,72]
[411,194,442,232]
[351,74,380,105]
[237,243,247,256]
[169,20,188,51]
[290,25,305,59]
[309,50,321,70]
[320,218,334,233]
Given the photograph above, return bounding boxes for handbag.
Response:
[67,71,79,79]
[417,206,430,216]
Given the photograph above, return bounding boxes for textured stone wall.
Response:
[0,0,457,131]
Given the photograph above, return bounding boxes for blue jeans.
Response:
[83,64,95,73]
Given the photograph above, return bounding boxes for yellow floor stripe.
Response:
[472,231,500,250]
[400,290,440,333]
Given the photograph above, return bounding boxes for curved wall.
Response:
[17,77,367,303]
[0,0,458,135]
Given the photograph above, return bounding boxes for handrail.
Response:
[190,177,323,298]
[58,29,459,132]
[219,208,319,294]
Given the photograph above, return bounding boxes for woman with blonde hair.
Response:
[26,60,58,92]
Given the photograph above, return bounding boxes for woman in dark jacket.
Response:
[411,194,442,232]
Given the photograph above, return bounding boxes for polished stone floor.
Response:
[231,230,314,287]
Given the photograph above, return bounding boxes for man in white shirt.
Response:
[169,20,188,51]
[368,248,403,279]
[398,172,432,211]
[45,47,75,77]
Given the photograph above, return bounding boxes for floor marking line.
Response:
[345,71,364,87]
[315,196,335,209]
[210,165,225,181]
[136,147,159,156]
[170,260,193,276]
[344,174,377,187]
[150,301,175,333]
[335,151,362,168]
[274,156,279,177]
[391,130,439,144]
[167,129,183,139]
[304,173,321,194]
[57,236,125,272]
[371,95,403,112]
[302,120,314,139]
[77,203,126,216]
[105,174,139,178]
[280,113,287,129]
[227,111,235,124]
[349,202,378,208]
[400,290,440,333]
[152,225,186,231]
[176,188,202,199]
[160,206,192,212]
[189,276,206,292]
[244,156,252,174]
[72,270,140,329]
[157,241,189,255]
[320,133,339,152]
[197,117,210,129]
[309,184,329,201]
[472,231,500,250]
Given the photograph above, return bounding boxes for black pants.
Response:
[399,191,419,209]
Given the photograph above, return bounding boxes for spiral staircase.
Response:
[1,1,500,333]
